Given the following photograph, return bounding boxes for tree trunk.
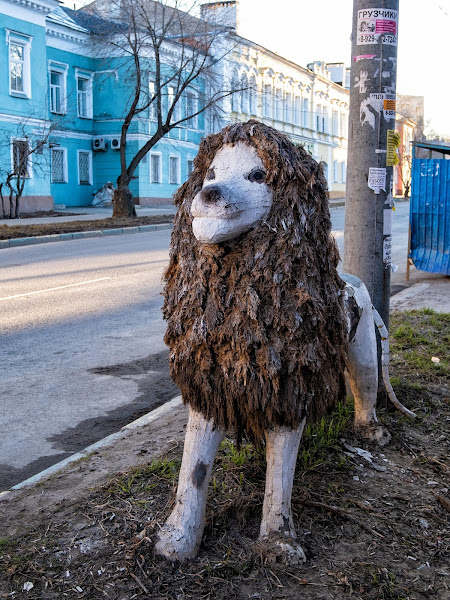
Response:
[112,183,137,218]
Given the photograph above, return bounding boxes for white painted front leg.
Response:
[259,420,306,563]
[155,406,225,560]
[259,419,306,563]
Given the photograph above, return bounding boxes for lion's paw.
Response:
[154,525,199,561]
[355,423,391,446]
[256,534,306,565]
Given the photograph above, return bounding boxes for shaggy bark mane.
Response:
[163,120,348,446]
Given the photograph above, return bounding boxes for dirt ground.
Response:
[0,214,173,240]
[0,311,448,600]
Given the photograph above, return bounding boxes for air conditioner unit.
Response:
[110,137,121,150]
[92,137,107,151]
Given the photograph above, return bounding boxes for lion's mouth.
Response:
[191,206,243,219]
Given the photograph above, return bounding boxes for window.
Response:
[302,98,309,127]
[249,77,257,115]
[332,110,339,136]
[341,161,346,183]
[231,71,239,112]
[78,151,92,185]
[185,91,198,128]
[8,32,32,97]
[150,153,161,183]
[187,159,194,178]
[322,109,327,133]
[340,113,347,138]
[76,71,93,118]
[149,81,156,120]
[316,106,321,131]
[51,148,67,183]
[49,64,68,114]
[169,156,180,184]
[263,84,272,118]
[240,75,248,114]
[284,91,292,123]
[293,96,301,126]
[333,160,338,182]
[275,88,283,121]
[12,139,31,178]
[168,86,181,122]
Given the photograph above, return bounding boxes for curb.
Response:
[0,223,173,249]
[0,395,183,499]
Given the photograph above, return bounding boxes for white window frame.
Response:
[48,61,68,115]
[11,137,32,179]
[7,31,32,98]
[187,158,195,178]
[341,161,346,183]
[77,150,93,185]
[333,160,338,183]
[168,86,182,123]
[169,154,180,185]
[75,69,94,119]
[302,97,309,128]
[284,90,292,123]
[149,81,156,120]
[185,90,198,129]
[240,74,248,114]
[51,147,68,183]
[149,152,162,183]
[316,105,321,131]
[231,71,239,112]
[263,84,272,118]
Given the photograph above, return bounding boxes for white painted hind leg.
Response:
[259,420,306,563]
[346,284,391,445]
[155,406,225,560]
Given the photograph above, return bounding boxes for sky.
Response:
[64,0,450,137]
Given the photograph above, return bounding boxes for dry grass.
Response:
[0,310,449,599]
[0,215,174,240]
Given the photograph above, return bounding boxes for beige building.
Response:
[394,113,416,197]
[203,2,349,199]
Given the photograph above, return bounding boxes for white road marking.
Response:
[0,277,111,301]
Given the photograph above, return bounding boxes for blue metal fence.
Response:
[409,143,450,276]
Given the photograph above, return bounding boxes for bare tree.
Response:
[398,151,412,197]
[83,0,242,217]
[0,119,56,219]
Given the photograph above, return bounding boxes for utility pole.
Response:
[344,1,399,329]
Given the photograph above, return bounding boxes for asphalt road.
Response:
[0,201,412,490]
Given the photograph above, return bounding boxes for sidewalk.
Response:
[1,204,177,227]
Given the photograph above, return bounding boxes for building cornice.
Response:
[3,0,60,15]
[46,24,88,44]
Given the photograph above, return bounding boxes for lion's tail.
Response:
[372,306,417,419]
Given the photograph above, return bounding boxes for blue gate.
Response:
[409,142,450,276]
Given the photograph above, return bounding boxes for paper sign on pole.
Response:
[357,8,398,46]
[386,130,400,166]
[383,235,392,265]
[368,167,387,194]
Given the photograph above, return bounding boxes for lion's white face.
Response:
[191,142,273,244]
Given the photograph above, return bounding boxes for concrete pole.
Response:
[344,2,399,329]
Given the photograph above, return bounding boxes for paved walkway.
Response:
[1,204,177,227]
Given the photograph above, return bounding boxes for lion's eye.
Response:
[206,168,215,181]
[247,168,266,184]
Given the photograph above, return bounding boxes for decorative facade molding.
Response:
[4,0,58,14]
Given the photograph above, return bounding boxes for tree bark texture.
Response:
[112,184,137,218]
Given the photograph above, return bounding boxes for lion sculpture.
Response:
[155,120,415,562]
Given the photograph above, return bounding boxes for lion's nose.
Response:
[200,185,223,205]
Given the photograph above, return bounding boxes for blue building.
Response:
[0,0,203,212]
[1,0,351,213]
